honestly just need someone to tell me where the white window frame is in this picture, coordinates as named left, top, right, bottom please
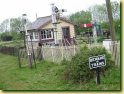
left=41, top=29, right=53, bottom=40
left=34, top=32, right=39, bottom=39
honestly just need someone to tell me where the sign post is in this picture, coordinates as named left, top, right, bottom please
left=96, top=68, right=100, bottom=84
left=89, top=55, right=106, bottom=84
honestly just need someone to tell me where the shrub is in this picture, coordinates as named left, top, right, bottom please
left=63, top=45, right=114, bottom=83
left=97, top=37, right=104, bottom=43
left=0, top=33, right=13, bottom=41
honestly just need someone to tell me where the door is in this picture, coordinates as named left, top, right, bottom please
left=62, top=27, right=70, bottom=45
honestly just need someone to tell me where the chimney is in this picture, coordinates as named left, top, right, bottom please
left=36, top=13, right=38, bottom=20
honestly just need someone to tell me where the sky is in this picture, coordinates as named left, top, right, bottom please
left=0, top=0, right=120, bottom=24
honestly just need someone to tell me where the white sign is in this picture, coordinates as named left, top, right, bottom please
left=89, top=55, right=106, bottom=69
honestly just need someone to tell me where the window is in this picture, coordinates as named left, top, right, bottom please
left=41, top=29, right=53, bottom=39
left=34, top=32, right=39, bottom=39
left=29, top=32, right=33, bottom=39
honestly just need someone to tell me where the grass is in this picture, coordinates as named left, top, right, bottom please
left=0, top=53, right=121, bottom=91
left=0, top=40, right=24, bottom=47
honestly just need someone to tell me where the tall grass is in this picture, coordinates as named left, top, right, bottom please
left=0, top=53, right=121, bottom=90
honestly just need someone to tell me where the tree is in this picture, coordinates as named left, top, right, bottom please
left=0, top=32, right=12, bottom=41
left=89, top=1, right=120, bottom=23
left=89, top=1, right=120, bottom=40
left=101, top=21, right=109, bottom=30
left=89, top=4, right=108, bottom=23
left=106, top=0, right=116, bottom=41
left=9, top=17, right=24, bottom=40
left=0, top=17, right=30, bottom=40
left=10, top=17, right=22, bottom=32
left=69, top=10, right=92, bottom=35
left=0, top=19, right=10, bottom=32
left=10, top=17, right=30, bottom=40
left=111, top=1, right=120, bottom=20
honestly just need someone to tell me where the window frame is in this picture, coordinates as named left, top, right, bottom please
left=41, top=29, right=53, bottom=40
left=34, top=32, right=39, bottom=39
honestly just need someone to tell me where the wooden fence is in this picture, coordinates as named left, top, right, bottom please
left=38, top=45, right=80, bottom=63
left=109, top=41, right=120, bottom=67
left=0, top=42, right=120, bottom=67
left=16, top=45, right=80, bottom=67
left=18, top=46, right=80, bottom=63
left=0, top=45, right=18, bottom=56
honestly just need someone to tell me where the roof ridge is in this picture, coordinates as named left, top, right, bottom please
left=37, top=15, right=51, bottom=19
left=27, top=15, right=74, bottom=30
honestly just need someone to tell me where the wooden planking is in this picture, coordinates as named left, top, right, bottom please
left=109, top=41, right=120, bottom=67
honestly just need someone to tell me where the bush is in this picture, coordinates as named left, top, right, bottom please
left=97, top=37, right=104, bottom=43
left=63, top=45, right=114, bottom=83
left=0, top=32, right=13, bottom=41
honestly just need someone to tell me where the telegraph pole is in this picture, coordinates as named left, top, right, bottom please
left=22, top=14, right=33, bottom=68
left=105, top=0, right=116, bottom=41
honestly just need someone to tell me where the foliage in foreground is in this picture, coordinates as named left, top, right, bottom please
left=0, top=53, right=120, bottom=90
left=63, top=45, right=114, bottom=83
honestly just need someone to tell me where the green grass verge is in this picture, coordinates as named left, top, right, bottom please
left=0, top=40, right=24, bottom=47
left=0, top=54, right=121, bottom=90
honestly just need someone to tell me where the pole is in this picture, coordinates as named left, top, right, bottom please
left=30, top=35, right=36, bottom=68
left=96, top=68, right=100, bottom=84
left=23, top=32, right=26, bottom=48
left=17, top=48, right=21, bottom=68
left=105, top=0, right=116, bottom=41
left=25, top=24, right=33, bottom=68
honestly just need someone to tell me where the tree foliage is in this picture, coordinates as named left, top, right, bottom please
left=69, top=10, right=92, bottom=35
left=9, top=17, right=24, bottom=40
left=89, top=1, right=120, bottom=23
left=10, top=18, right=22, bottom=32
left=68, top=1, right=120, bottom=38
left=0, top=32, right=12, bottom=41
left=0, top=19, right=10, bottom=32
left=0, top=17, right=30, bottom=41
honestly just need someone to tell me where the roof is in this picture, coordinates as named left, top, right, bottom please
left=27, top=15, right=74, bottom=30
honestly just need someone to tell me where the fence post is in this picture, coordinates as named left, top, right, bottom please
left=111, top=41, right=115, bottom=60
left=114, top=42, right=117, bottom=66
left=116, top=42, right=120, bottom=67
left=118, top=43, right=120, bottom=67
left=37, top=47, right=42, bottom=61
left=74, top=44, right=76, bottom=55
left=61, top=46, right=64, bottom=60
left=110, top=41, right=120, bottom=67
left=17, top=48, right=21, bottom=68
left=51, top=47, right=54, bottom=62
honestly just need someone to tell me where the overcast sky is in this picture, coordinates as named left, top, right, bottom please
left=0, top=0, right=120, bottom=23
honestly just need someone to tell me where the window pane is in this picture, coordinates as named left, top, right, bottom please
left=49, top=31, right=51, bottom=37
left=47, top=34, right=49, bottom=38
left=41, top=35, right=43, bottom=39
left=40, top=29, right=53, bottom=39
left=44, top=34, right=46, bottom=38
